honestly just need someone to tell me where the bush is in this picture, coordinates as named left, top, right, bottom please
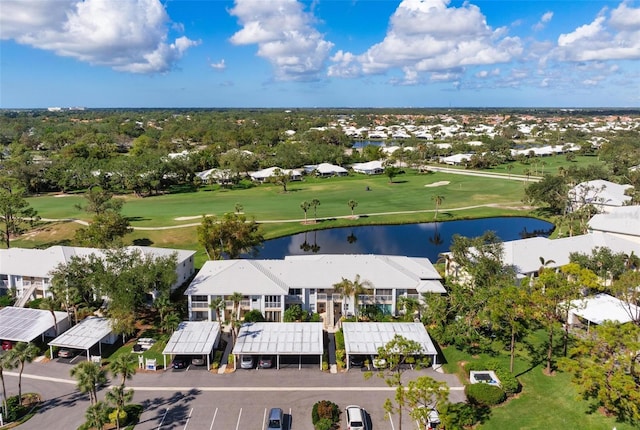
left=311, top=400, right=340, bottom=425
left=464, top=360, right=521, bottom=396
left=4, top=395, right=28, bottom=422
left=334, top=330, right=345, bottom=350
left=243, top=309, right=265, bottom=322
left=465, top=383, right=506, bottom=406
left=109, top=409, right=128, bottom=424
left=315, top=418, right=334, bottom=430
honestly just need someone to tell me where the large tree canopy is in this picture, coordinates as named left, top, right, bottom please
left=0, top=178, right=39, bottom=248
left=197, top=212, right=264, bottom=260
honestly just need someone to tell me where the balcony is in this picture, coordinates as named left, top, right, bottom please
left=264, top=302, right=282, bottom=309
left=190, top=301, right=209, bottom=309
left=359, top=294, right=393, bottom=304
left=225, top=299, right=251, bottom=308
left=285, top=295, right=302, bottom=304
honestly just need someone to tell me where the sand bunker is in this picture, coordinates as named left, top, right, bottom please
left=174, top=215, right=210, bottom=221
left=424, top=181, right=450, bottom=187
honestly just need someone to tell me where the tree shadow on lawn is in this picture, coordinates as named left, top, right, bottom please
left=132, top=238, right=154, bottom=246
left=127, top=216, right=151, bottom=222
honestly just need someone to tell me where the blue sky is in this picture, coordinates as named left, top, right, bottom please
left=1, top=0, right=639, bottom=108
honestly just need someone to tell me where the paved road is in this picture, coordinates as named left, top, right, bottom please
left=6, top=358, right=465, bottom=430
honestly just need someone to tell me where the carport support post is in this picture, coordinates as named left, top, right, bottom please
left=86, top=349, right=90, bottom=361
left=319, top=354, right=322, bottom=371
left=49, top=345, right=53, bottom=359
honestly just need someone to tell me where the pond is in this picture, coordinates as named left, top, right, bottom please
left=249, top=217, right=554, bottom=262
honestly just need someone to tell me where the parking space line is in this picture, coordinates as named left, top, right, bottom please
left=388, top=412, right=395, bottom=430
left=288, top=408, right=292, bottom=430
left=156, top=408, right=169, bottom=430
left=209, top=407, right=218, bottom=430
left=262, top=407, right=267, bottom=430
left=182, top=408, right=193, bottom=430
left=235, top=407, right=243, bottom=430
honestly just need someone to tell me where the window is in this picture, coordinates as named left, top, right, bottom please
left=192, top=295, right=208, bottom=302
left=265, top=295, right=281, bottom=308
left=288, top=288, right=301, bottom=295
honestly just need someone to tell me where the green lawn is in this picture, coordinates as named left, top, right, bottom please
left=28, top=170, right=529, bottom=228
left=442, top=334, right=636, bottom=430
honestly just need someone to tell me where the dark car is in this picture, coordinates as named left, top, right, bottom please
left=172, top=357, right=189, bottom=369
left=349, top=355, right=366, bottom=368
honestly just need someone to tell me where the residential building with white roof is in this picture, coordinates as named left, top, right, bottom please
left=0, top=245, right=196, bottom=306
left=185, top=254, right=445, bottom=327
left=568, top=179, right=633, bottom=213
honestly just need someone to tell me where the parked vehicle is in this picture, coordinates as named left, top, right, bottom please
left=267, top=407, right=284, bottom=429
left=258, top=355, right=273, bottom=369
left=240, top=355, right=254, bottom=369
left=349, top=355, right=365, bottom=367
left=370, top=355, right=387, bottom=369
left=346, top=405, right=366, bottom=430
left=191, top=355, right=206, bottom=366
left=172, top=357, right=189, bottom=369
left=1, top=340, right=13, bottom=351
left=58, top=348, right=75, bottom=358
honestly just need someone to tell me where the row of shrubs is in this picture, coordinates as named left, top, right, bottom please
left=463, top=360, right=521, bottom=406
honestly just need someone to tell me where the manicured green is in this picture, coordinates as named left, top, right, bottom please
left=442, top=332, right=637, bottom=430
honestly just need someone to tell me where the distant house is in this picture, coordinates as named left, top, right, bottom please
left=195, top=168, right=235, bottom=185
left=249, top=167, right=302, bottom=182
left=440, top=153, right=473, bottom=166
left=351, top=160, right=384, bottom=175
left=312, top=163, right=348, bottom=177
left=568, top=179, right=633, bottom=213
left=567, top=293, right=639, bottom=330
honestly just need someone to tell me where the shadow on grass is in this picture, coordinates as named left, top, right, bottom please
left=133, top=238, right=154, bottom=246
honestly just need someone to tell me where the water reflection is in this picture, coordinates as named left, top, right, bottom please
left=251, top=217, right=554, bottom=262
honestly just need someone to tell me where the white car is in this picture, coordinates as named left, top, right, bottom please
left=345, top=405, right=366, bottom=430
left=240, top=355, right=254, bottom=369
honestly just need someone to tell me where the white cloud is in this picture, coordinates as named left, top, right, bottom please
left=0, top=0, right=199, bottom=73
left=554, top=2, right=640, bottom=61
left=210, top=59, right=226, bottom=71
left=328, top=0, right=522, bottom=84
left=533, top=11, right=554, bottom=31
left=229, top=0, right=333, bottom=81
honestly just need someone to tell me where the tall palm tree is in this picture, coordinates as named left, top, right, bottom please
left=0, top=353, right=15, bottom=415
left=209, top=297, right=225, bottom=327
left=71, top=361, right=108, bottom=406
left=154, top=295, right=173, bottom=333
left=348, top=199, right=358, bottom=217
left=161, top=312, right=181, bottom=334
left=311, top=199, right=321, bottom=222
left=85, top=401, right=110, bottom=430
left=431, top=195, right=444, bottom=220
left=105, top=385, right=134, bottom=430
left=109, top=354, right=137, bottom=389
left=39, top=297, right=59, bottom=336
left=7, top=342, right=39, bottom=405
left=332, top=274, right=373, bottom=320
left=230, top=291, right=244, bottom=321
left=300, top=201, right=310, bottom=224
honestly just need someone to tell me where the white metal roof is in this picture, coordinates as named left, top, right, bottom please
left=569, top=293, right=639, bottom=325
left=232, top=322, right=323, bottom=356
left=569, top=180, right=633, bottom=208
left=0, top=306, right=68, bottom=342
left=185, top=254, right=444, bottom=296
left=48, top=316, right=112, bottom=349
left=342, top=322, right=438, bottom=356
left=589, top=205, right=640, bottom=238
left=162, top=321, right=220, bottom=356
left=0, top=245, right=195, bottom=279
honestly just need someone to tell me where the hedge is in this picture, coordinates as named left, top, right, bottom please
left=465, top=383, right=506, bottom=406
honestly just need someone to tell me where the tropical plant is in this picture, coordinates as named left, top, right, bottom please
left=209, top=297, right=225, bottom=326
left=431, top=194, right=444, bottom=220
left=105, top=385, right=134, bottom=430
left=109, top=353, right=137, bottom=389
left=6, top=342, right=39, bottom=405
left=84, top=401, right=110, bottom=430
left=332, top=274, right=373, bottom=319
left=311, top=199, right=321, bottom=222
left=0, top=353, right=16, bottom=416
left=300, top=201, right=310, bottom=224
left=71, top=361, right=108, bottom=405
left=348, top=199, right=358, bottom=217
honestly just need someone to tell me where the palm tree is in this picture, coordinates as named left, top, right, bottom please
left=209, top=296, right=225, bottom=327
left=332, top=274, right=373, bottom=320
left=161, top=312, right=181, bottom=334
left=109, top=354, right=137, bottom=389
left=0, top=353, right=15, bottom=416
left=7, top=342, right=39, bottom=405
left=506, top=164, right=514, bottom=179
left=431, top=195, right=444, bottom=220
left=538, top=256, right=556, bottom=276
left=105, top=385, right=134, bottom=430
left=229, top=291, right=244, bottom=340
left=311, top=199, right=321, bottom=223
left=348, top=199, right=358, bottom=217
left=300, top=201, right=310, bottom=224
left=39, top=297, right=59, bottom=336
left=71, top=361, right=108, bottom=406
left=85, top=401, right=110, bottom=430
left=154, top=295, right=173, bottom=333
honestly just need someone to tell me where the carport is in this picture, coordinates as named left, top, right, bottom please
left=48, top=316, right=115, bottom=361
left=162, top=321, right=221, bottom=370
left=342, top=322, right=439, bottom=370
left=0, top=306, right=69, bottom=344
left=232, top=322, right=324, bottom=370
